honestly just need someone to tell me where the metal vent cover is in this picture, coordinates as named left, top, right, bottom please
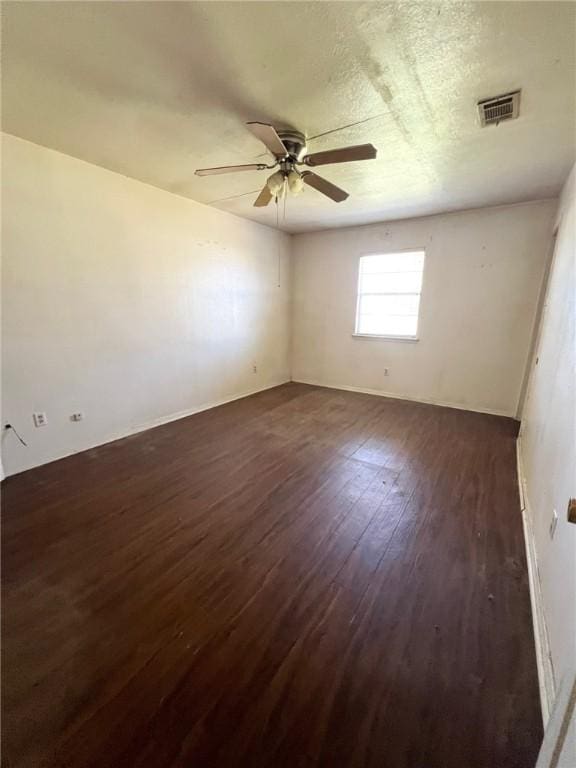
left=478, top=91, right=520, bottom=126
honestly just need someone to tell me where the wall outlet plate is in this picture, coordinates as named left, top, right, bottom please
left=549, top=509, right=558, bottom=540
left=32, top=412, right=47, bottom=428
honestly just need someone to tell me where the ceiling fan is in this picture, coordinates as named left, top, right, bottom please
left=195, top=122, right=377, bottom=207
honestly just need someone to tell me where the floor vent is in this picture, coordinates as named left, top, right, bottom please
left=478, top=91, right=520, bottom=126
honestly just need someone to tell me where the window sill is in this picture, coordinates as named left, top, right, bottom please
left=352, top=333, right=419, bottom=342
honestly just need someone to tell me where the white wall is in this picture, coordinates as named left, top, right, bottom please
left=1, top=134, right=291, bottom=476
left=519, top=165, right=575, bottom=706
left=0, top=134, right=562, bottom=478
left=291, top=201, right=556, bottom=417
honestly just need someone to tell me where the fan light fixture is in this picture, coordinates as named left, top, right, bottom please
left=287, top=170, right=304, bottom=195
left=195, top=122, right=378, bottom=208
left=266, top=170, right=285, bottom=196
left=265, top=169, right=304, bottom=199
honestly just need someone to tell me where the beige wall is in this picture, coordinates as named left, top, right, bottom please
left=1, top=134, right=292, bottom=476
left=520, top=165, right=576, bottom=705
left=291, top=201, right=556, bottom=417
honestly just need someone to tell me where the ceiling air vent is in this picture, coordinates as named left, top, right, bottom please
left=477, top=91, right=520, bottom=127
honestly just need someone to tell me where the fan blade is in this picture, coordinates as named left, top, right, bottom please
left=253, top=185, right=273, bottom=207
left=195, top=164, right=266, bottom=177
left=304, top=143, right=377, bottom=167
left=301, top=172, right=349, bottom=202
left=246, top=122, right=287, bottom=157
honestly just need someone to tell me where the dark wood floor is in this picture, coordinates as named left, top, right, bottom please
left=2, top=383, right=541, bottom=768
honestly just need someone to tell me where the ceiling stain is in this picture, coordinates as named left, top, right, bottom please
left=2, top=1, right=574, bottom=233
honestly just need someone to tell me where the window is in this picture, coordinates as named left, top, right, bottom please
left=354, top=250, right=425, bottom=339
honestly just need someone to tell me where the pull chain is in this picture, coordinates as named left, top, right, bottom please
left=275, top=195, right=281, bottom=288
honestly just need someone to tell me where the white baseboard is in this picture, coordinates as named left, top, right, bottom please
left=3, top=379, right=291, bottom=478
left=292, top=378, right=515, bottom=418
left=127, top=378, right=291, bottom=434
left=516, top=435, right=556, bottom=726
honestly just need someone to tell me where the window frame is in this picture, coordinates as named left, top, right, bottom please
left=352, top=248, right=426, bottom=342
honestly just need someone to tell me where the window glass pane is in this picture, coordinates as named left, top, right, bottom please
left=357, top=313, right=419, bottom=336
left=359, top=271, right=423, bottom=294
left=360, top=251, right=424, bottom=274
left=355, top=250, right=425, bottom=337
left=359, top=294, right=420, bottom=317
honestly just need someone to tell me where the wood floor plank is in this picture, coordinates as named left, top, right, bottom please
left=2, top=383, right=541, bottom=767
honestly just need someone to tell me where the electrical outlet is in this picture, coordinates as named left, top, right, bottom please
left=383, top=367, right=389, bottom=377
left=252, top=364, right=258, bottom=374
left=32, top=412, right=47, bottom=428
left=70, top=413, right=84, bottom=422
left=549, top=509, right=558, bottom=540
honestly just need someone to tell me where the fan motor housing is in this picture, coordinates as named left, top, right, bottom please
left=277, top=130, right=307, bottom=161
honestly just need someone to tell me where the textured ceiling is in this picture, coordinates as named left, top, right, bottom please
left=2, top=1, right=575, bottom=233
